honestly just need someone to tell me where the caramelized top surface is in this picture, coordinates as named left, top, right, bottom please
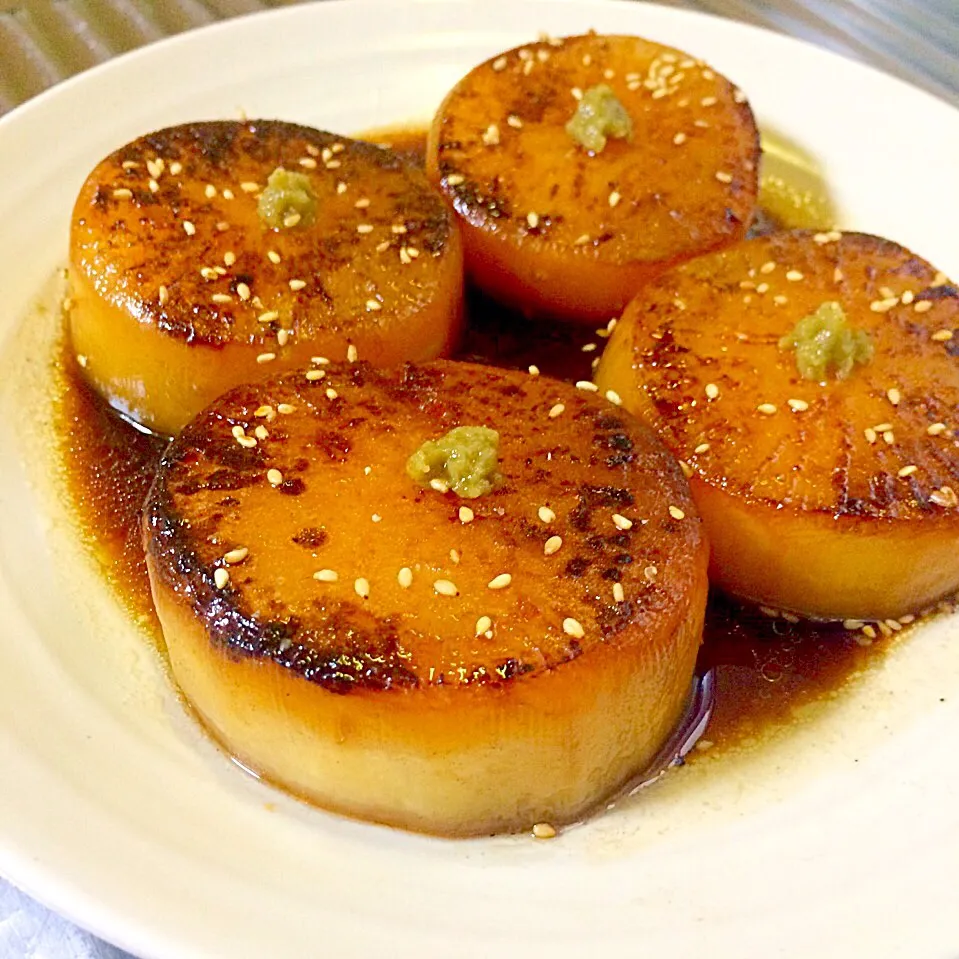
left=609, top=230, right=959, bottom=520
left=429, top=34, right=759, bottom=265
left=144, top=361, right=706, bottom=693
left=70, top=120, right=456, bottom=347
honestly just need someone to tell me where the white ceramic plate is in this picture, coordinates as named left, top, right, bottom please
left=1, top=2, right=959, bottom=957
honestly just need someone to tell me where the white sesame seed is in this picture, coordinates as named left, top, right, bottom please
left=575, top=380, right=598, bottom=392
left=785, top=270, right=804, bottom=282
left=608, top=190, right=621, bottom=208
left=492, top=55, right=508, bottom=71
left=701, top=96, right=717, bottom=107
left=211, top=293, right=233, bottom=304
left=277, top=403, right=295, bottom=414
left=870, top=297, right=898, bottom=313
left=397, top=567, right=413, bottom=588
left=256, top=352, right=276, bottom=364
left=299, top=157, right=317, bottom=169
left=267, top=468, right=283, bottom=486
left=605, top=390, right=622, bottom=406
left=668, top=505, right=686, bottom=520
left=757, top=403, right=777, bottom=415
left=931, top=486, right=958, bottom=508
left=673, top=132, right=687, bottom=145
left=471, top=615, right=492, bottom=638
left=312, top=356, right=330, bottom=365
left=305, top=369, right=325, bottom=381
left=112, top=188, right=133, bottom=199
left=714, top=171, right=733, bottom=184
left=927, top=422, right=947, bottom=436
left=236, top=282, right=251, bottom=301
left=612, top=582, right=625, bottom=603
left=240, top=181, right=259, bottom=193
left=276, top=329, right=290, bottom=347
left=434, top=579, right=458, bottom=597
left=336, top=181, right=347, bottom=195
left=705, top=383, right=719, bottom=400
left=221, top=188, right=235, bottom=200
left=356, top=223, right=374, bottom=235
left=507, top=115, right=523, bottom=128
left=325, top=388, right=338, bottom=400
left=573, top=234, right=591, bottom=246
left=887, top=388, right=901, bottom=405
left=760, top=261, right=776, bottom=274
left=459, top=506, right=474, bottom=523
left=267, top=250, right=281, bottom=264
left=76, top=354, right=87, bottom=367
left=488, top=573, right=512, bottom=590
left=289, top=279, right=306, bottom=291
left=354, top=577, right=370, bottom=599
left=429, top=478, right=449, bottom=494
left=482, top=123, right=501, bottom=147
left=158, top=285, right=169, bottom=305
left=694, top=442, right=710, bottom=454
left=371, top=514, right=382, bottom=523
left=538, top=506, right=556, bottom=524
left=214, top=567, right=230, bottom=589
left=612, top=513, right=633, bottom=530
left=644, top=565, right=659, bottom=581
left=787, top=398, right=809, bottom=412
left=898, top=465, right=918, bottom=478
left=544, top=535, right=563, bottom=556
left=182, top=221, right=196, bottom=236
left=532, top=822, right=557, bottom=839
left=915, top=300, right=934, bottom=314
left=548, top=403, right=565, bottom=419
left=354, top=197, right=370, bottom=209
left=223, top=547, right=248, bottom=564
left=445, top=173, right=465, bottom=186
left=528, top=365, right=540, bottom=377
left=148, top=179, right=159, bottom=193
left=562, top=617, right=585, bottom=639
left=883, top=430, right=895, bottom=444
left=314, top=569, right=338, bottom=583
left=254, top=425, right=269, bottom=441
left=526, top=212, right=539, bottom=229
left=347, top=344, right=358, bottom=363
left=931, top=327, right=952, bottom=340
left=366, top=299, right=382, bottom=311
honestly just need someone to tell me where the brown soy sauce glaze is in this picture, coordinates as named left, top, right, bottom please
left=53, top=127, right=889, bottom=755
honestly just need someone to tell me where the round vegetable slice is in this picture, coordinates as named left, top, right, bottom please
left=69, top=120, right=463, bottom=434
left=427, top=33, right=759, bottom=322
left=143, top=360, right=708, bottom=836
left=597, top=229, right=959, bottom=620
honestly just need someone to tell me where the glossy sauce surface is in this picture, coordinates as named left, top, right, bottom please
left=54, top=127, right=894, bottom=754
